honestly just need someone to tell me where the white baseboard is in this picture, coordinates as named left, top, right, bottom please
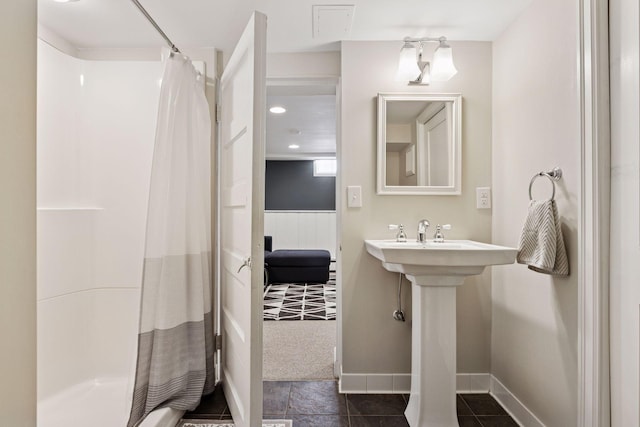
left=338, top=370, right=410, bottom=393
left=456, top=373, right=491, bottom=393
left=490, top=376, right=546, bottom=427
left=338, top=369, right=490, bottom=394
left=338, top=370, right=545, bottom=427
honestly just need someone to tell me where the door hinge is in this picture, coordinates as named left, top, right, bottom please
left=215, top=334, right=222, bottom=351
left=215, top=104, right=221, bottom=123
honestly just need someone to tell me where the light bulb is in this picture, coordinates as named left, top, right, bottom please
left=430, top=43, right=457, bottom=81
left=269, top=106, right=286, bottom=114
left=396, top=42, right=421, bottom=82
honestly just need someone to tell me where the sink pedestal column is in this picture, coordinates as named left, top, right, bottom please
left=404, top=275, right=465, bottom=427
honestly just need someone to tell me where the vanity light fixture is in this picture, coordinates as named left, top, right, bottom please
left=288, top=144, right=300, bottom=149
left=396, top=37, right=457, bottom=85
left=269, top=106, right=286, bottom=114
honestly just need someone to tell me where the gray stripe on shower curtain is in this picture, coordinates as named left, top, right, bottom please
left=128, top=253, right=215, bottom=426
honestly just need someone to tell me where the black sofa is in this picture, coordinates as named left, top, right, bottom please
left=264, top=236, right=331, bottom=285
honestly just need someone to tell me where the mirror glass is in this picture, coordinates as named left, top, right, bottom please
left=377, top=93, right=461, bottom=195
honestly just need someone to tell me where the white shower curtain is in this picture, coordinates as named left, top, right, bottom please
left=128, top=52, right=213, bottom=427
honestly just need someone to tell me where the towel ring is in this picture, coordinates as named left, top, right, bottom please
left=528, top=167, right=563, bottom=201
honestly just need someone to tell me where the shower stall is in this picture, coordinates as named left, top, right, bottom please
left=36, top=38, right=187, bottom=426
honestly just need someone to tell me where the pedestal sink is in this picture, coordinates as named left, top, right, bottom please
left=364, top=239, right=517, bottom=427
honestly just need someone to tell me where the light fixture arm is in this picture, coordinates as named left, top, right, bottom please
left=412, top=43, right=430, bottom=85
left=403, top=36, right=447, bottom=44
left=398, top=36, right=456, bottom=85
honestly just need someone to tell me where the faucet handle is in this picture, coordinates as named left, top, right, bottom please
left=389, top=224, right=407, bottom=242
left=433, top=224, right=451, bottom=243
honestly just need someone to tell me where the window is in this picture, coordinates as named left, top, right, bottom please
left=313, top=159, right=337, bottom=177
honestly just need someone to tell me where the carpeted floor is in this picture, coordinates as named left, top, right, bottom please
left=263, top=320, right=336, bottom=380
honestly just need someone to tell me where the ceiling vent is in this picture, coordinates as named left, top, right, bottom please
left=312, top=5, right=355, bottom=39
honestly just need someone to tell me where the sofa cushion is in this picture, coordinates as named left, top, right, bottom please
left=265, top=249, right=330, bottom=267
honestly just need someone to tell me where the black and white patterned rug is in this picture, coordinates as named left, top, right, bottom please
left=263, top=278, right=336, bottom=321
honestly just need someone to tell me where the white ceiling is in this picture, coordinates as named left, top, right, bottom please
left=266, top=90, right=336, bottom=159
left=38, top=0, right=533, bottom=55
left=38, top=0, right=533, bottom=159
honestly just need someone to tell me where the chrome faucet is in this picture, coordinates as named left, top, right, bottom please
left=389, top=224, right=407, bottom=242
left=416, top=219, right=430, bottom=243
left=433, top=224, right=452, bottom=243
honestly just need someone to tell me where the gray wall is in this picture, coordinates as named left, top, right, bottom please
left=266, top=160, right=335, bottom=210
left=340, top=40, right=493, bottom=376
left=492, top=0, right=579, bottom=425
left=0, top=0, right=37, bottom=424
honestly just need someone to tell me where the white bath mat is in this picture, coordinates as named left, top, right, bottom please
left=178, top=420, right=291, bottom=427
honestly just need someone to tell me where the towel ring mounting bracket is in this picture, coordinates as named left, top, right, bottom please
left=528, top=167, right=563, bottom=201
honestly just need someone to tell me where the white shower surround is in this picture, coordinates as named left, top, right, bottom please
left=36, top=40, right=183, bottom=426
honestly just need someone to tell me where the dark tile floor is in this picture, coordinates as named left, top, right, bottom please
left=185, top=381, right=519, bottom=427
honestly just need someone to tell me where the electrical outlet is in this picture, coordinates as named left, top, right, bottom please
left=476, top=187, right=491, bottom=209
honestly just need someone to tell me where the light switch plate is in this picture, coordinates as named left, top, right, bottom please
left=347, top=185, right=362, bottom=208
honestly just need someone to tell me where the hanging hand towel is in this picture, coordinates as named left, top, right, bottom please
left=517, top=199, right=569, bottom=276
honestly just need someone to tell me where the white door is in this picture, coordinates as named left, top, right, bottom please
left=610, top=0, right=640, bottom=425
left=218, top=12, right=267, bottom=427
left=423, top=108, right=449, bottom=186
left=415, top=101, right=450, bottom=187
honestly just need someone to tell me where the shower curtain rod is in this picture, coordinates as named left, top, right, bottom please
left=130, top=0, right=181, bottom=53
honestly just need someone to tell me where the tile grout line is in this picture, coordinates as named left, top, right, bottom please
left=463, top=394, right=482, bottom=426
left=284, top=382, right=293, bottom=419
left=462, top=394, right=483, bottom=425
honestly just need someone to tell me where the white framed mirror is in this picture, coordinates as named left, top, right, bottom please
left=377, top=92, right=462, bottom=195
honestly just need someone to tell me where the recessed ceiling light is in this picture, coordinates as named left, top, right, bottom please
left=288, top=144, right=300, bottom=149
left=269, top=106, right=286, bottom=114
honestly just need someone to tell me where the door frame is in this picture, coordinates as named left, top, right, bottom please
left=263, top=76, right=343, bottom=378
left=578, top=0, right=610, bottom=425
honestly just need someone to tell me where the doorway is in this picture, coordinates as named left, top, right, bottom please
left=262, top=78, right=340, bottom=381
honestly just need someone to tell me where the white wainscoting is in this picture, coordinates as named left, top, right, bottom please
left=264, top=211, right=337, bottom=258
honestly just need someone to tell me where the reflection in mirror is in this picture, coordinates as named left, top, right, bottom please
left=377, top=93, right=461, bottom=195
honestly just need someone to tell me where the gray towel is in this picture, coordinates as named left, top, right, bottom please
left=517, top=199, right=569, bottom=276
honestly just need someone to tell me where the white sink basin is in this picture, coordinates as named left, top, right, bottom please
left=364, top=239, right=517, bottom=280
